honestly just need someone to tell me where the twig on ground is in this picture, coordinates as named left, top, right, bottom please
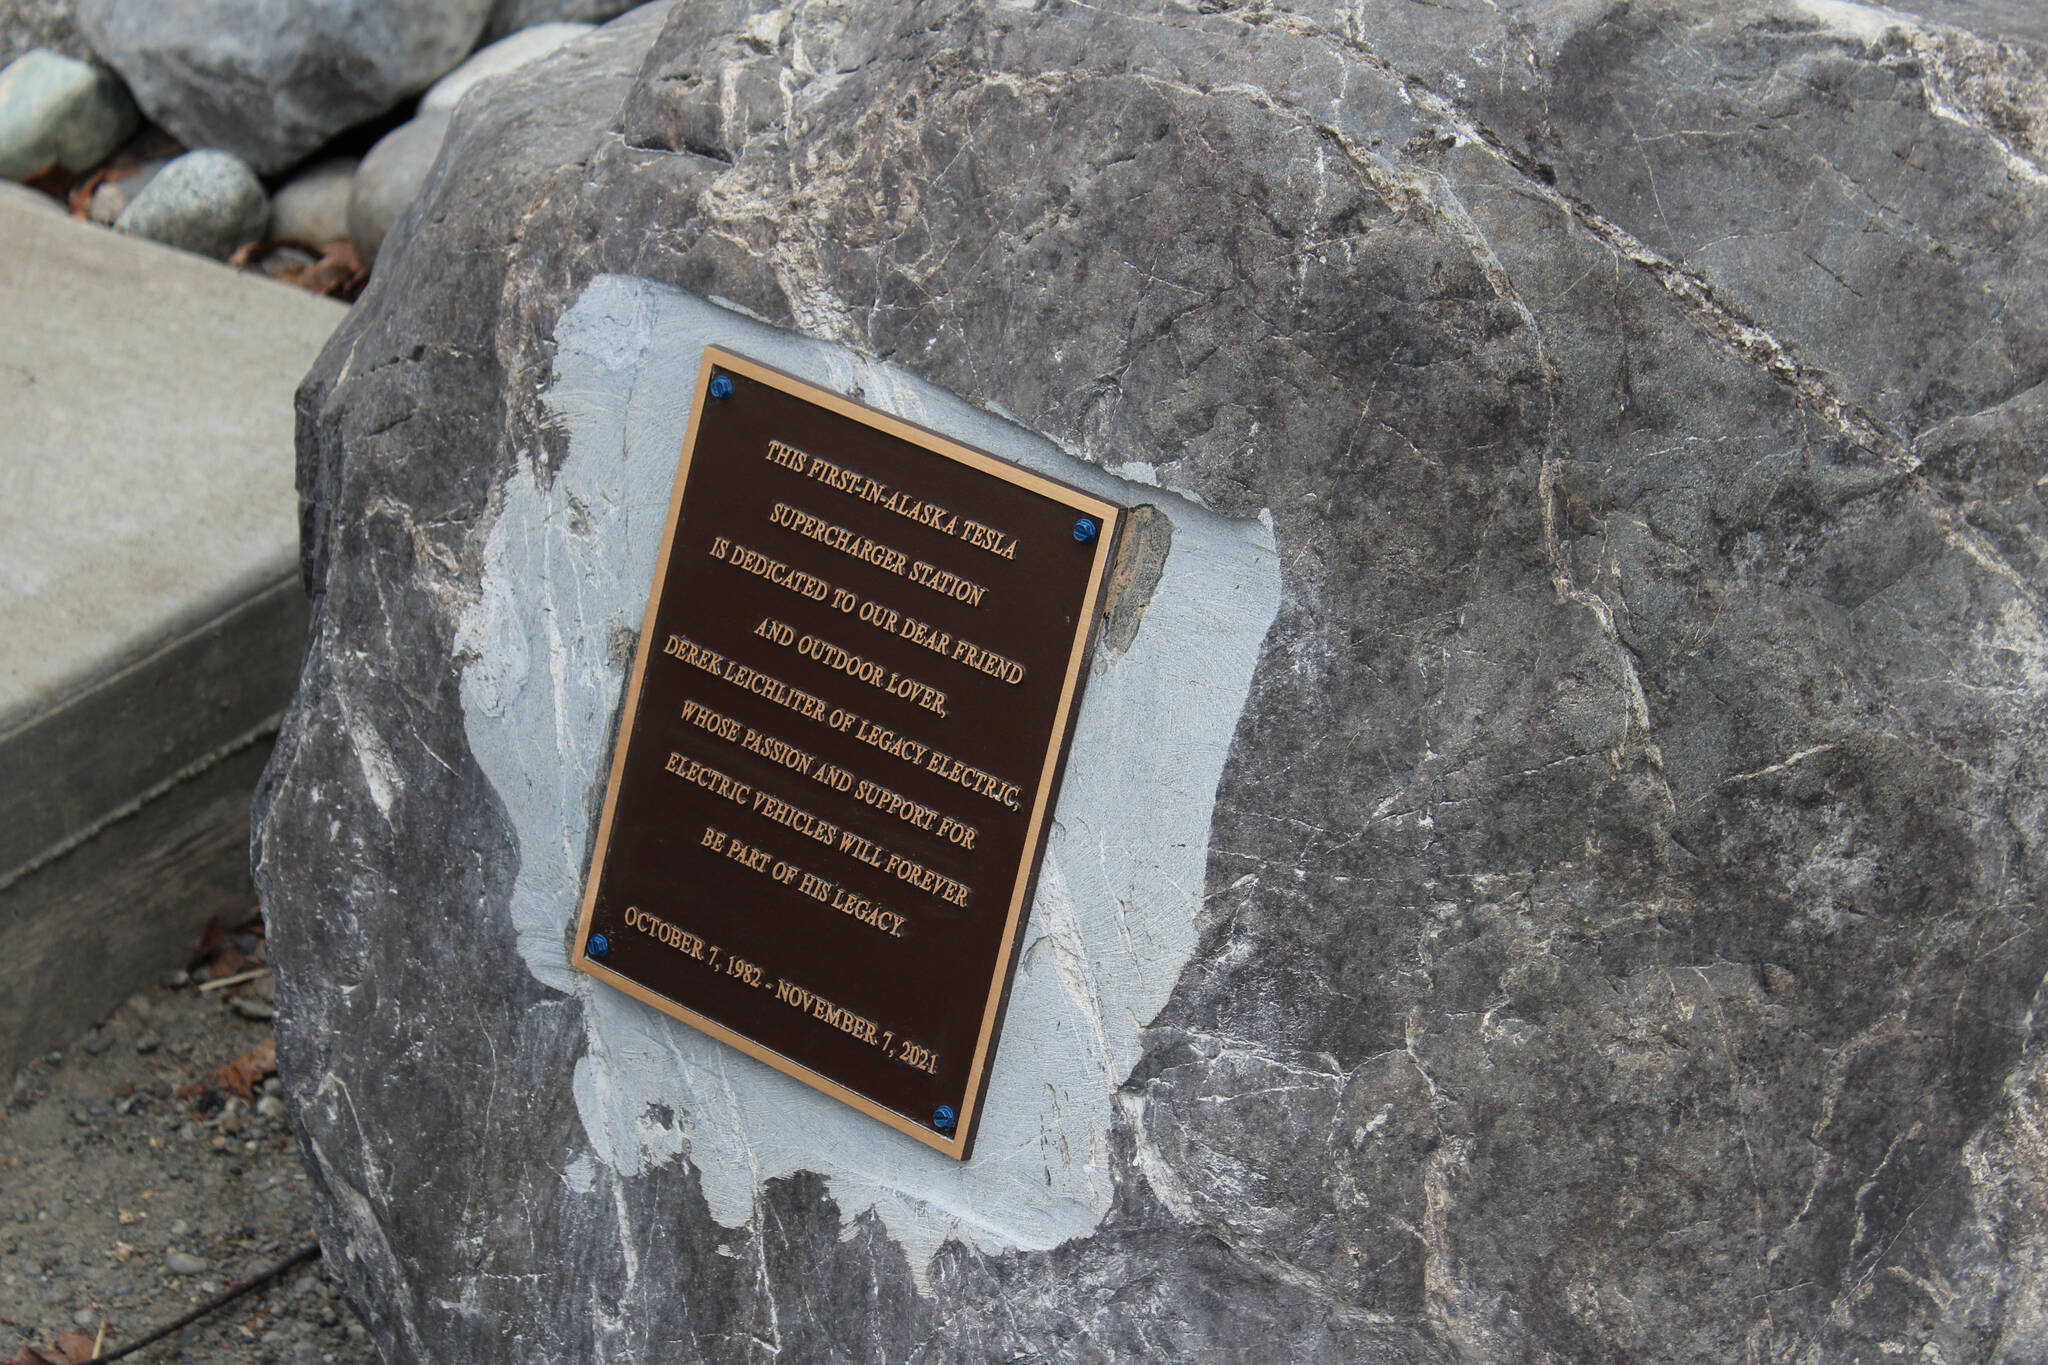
left=79, top=1242, right=320, bottom=1364
left=194, top=968, right=271, bottom=995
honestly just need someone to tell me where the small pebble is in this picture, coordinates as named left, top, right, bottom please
left=87, top=159, right=165, bottom=224
left=270, top=156, right=356, bottom=243
left=231, top=996, right=275, bottom=1021
left=166, top=1248, right=207, bottom=1275
left=115, top=148, right=270, bottom=260
left=81, top=1028, right=113, bottom=1056
left=419, top=23, right=592, bottom=117
left=257, top=1095, right=288, bottom=1120
left=348, top=112, right=448, bottom=266
left=72, top=1307, right=97, bottom=1327
left=134, top=1031, right=161, bottom=1054
left=0, top=49, right=138, bottom=182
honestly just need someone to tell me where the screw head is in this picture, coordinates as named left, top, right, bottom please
left=709, top=374, right=734, bottom=401
left=587, top=934, right=610, bottom=959
left=1072, top=517, right=1098, bottom=544
left=932, top=1105, right=957, bottom=1133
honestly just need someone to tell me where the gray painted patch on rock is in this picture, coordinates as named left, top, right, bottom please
left=454, top=274, right=1280, bottom=1272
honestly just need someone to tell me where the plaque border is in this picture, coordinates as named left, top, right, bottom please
left=569, top=346, right=1123, bottom=1160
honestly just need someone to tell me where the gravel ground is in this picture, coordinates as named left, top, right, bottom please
left=0, top=928, right=374, bottom=1365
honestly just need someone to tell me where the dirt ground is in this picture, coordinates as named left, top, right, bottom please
left=0, top=925, right=376, bottom=1365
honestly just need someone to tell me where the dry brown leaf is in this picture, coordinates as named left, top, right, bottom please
left=7, top=1332, right=94, bottom=1365
left=214, top=1035, right=278, bottom=1100
left=204, top=948, right=249, bottom=981
left=186, top=918, right=227, bottom=971
left=21, top=165, right=73, bottom=208
left=298, top=239, right=368, bottom=301
left=229, top=236, right=367, bottom=301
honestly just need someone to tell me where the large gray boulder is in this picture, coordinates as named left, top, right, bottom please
left=0, top=0, right=92, bottom=69
left=76, top=0, right=492, bottom=174
left=256, top=1, right=2048, bottom=1360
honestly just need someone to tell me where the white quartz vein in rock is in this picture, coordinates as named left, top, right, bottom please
left=455, top=274, right=1280, bottom=1278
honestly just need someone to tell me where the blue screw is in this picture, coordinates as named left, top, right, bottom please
left=709, top=374, right=734, bottom=401
left=587, top=934, right=610, bottom=959
left=932, top=1105, right=956, bottom=1133
left=1072, top=518, right=1097, bottom=544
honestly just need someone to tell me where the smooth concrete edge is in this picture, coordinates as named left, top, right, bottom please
left=0, top=576, right=308, bottom=883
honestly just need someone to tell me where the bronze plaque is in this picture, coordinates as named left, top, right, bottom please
left=572, top=348, right=1122, bottom=1159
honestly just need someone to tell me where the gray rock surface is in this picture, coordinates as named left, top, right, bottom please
left=481, top=0, right=634, bottom=44
left=0, top=0, right=88, bottom=68
left=270, top=156, right=356, bottom=244
left=114, top=148, right=266, bottom=258
left=76, top=0, right=491, bottom=175
left=257, top=1, right=2048, bottom=1361
left=1910, top=0, right=2048, bottom=45
left=346, top=112, right=446, bottom=265
left=419, top=20, right=590, bottom=116
left=0, top=47, right=134, bottom=180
